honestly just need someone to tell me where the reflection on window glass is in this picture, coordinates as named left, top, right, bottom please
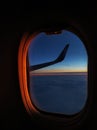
left=28, top=30, right=88, bottom=115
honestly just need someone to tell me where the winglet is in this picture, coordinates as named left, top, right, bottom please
left=55, top=44, right=69, bottom=63
left=29, top=44, right=69, bottom=71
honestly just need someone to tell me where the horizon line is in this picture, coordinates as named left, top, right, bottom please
left=30, top=71, right=87, bottom=76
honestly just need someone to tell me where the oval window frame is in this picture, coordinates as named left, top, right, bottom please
left=18, top=25, right=90, bottom=127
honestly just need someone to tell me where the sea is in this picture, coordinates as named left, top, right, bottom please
left=29, top=73, right=87, bottom=115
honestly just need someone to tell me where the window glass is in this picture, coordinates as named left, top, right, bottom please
left=28, top=30, right=88, bottom=115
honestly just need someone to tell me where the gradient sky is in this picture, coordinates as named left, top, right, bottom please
left=28, top=30, right=88, bottom=73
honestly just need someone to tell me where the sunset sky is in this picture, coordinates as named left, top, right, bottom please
left=28, top=30, right=88, bottom=74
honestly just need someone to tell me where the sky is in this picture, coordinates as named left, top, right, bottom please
left=28, top=30, right=88, bottom=73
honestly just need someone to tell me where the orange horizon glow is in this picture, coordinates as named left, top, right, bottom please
left=30, top=71, right=87, bottom=76
left=30, top=67, right=87, bottom=75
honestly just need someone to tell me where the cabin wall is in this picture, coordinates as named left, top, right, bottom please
left=0, top=8, right=97, bottom=129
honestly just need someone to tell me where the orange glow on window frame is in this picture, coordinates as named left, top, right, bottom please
left=18, top=30, right=89, bottom=127
left=18, top=32, right=40, bottom=114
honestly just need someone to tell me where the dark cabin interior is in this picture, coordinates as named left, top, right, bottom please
left=0, top=3, right=97, bottom=130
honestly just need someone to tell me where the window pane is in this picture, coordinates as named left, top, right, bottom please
left=28, top=30, right=88, bottom=115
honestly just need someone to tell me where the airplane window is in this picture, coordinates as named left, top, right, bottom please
left=27, top=30, right=88, bottom=115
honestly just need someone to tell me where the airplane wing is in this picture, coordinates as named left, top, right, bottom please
left=29, top=44, right=69, bottom=71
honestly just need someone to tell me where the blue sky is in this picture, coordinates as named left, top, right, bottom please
left=28, top=30, right=88, bottom=73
